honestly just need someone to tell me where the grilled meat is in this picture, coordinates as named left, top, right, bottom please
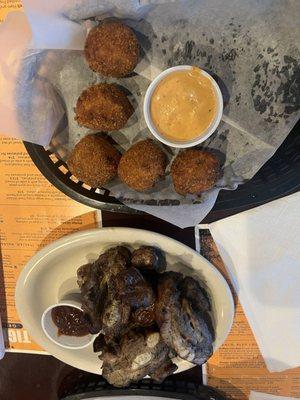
left=155, top=272, right=214, bottom=365
left=77, top=262, right=103, bottom=334
left=102, top=267, right=156, bottom=340
left=77, top=246, right=215, bottom=386
left=131, top=304, right=155, bottom=327
left=100, top=330, right=177, bottom=387
left=131, top=246, right=166, bottom=273
left=115, top=267, right=156, bottom=310
left=77, top=246, right=130, bottom=334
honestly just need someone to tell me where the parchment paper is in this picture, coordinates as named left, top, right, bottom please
left=1, top=0, right=299, bottom=227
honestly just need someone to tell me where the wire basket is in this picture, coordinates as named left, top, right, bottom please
left=24, top=121, right=300, bottom=216
left=58, top=374, right=227, bottom=400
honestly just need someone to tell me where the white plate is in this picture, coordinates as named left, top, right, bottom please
left=16, top=228, right=234, bottom=375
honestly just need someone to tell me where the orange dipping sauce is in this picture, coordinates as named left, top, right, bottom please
left=150, top=68, right=217, bottom=142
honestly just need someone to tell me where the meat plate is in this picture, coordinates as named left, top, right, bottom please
left=16, top=228, right=234, bottom=375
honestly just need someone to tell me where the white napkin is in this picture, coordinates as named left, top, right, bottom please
left=22, top=0, right=153, bottom=50
left=22, top=1, right=86, bottom=50
left=209, top=192, right=300, bottom=373
left=249, top=391, right=298, bottom=400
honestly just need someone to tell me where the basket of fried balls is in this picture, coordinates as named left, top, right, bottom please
left=67, top=19, right=222, bottom=197
left=77, top=245, right=214, bottom=387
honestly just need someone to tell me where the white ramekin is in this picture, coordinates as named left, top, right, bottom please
left=41, top=296, right=95, bottom=350
left=143, top=65, right=223, bottom=148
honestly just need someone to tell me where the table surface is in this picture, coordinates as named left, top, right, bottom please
left=0, top=210, right=203, bottom=400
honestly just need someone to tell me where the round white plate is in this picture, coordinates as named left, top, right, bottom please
left=16, top=228, right=234, bottom=375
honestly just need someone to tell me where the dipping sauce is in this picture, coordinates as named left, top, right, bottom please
left=150, top=67, right=217, bottom=141
left=51, top=306, right=90, bottom=337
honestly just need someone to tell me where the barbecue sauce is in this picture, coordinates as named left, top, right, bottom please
left=51, top=306, right=89, bottom=337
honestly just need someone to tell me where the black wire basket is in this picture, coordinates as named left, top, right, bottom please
left=58, top=375, right=227, bottom=400
left=24, top=120, right=300, bottom=217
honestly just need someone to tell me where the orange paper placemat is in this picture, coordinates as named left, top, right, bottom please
left=0, top=135, right=99, bottom=353
left=0, top=0, right=22, bottom=23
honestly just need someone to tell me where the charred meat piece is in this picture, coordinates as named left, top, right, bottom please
left=131, top=246, right=166, bottom=273
left=101, top=266, right=156, bottom=340
left=155, top=272, right=182, bottom=347
left=179, top=276, right=215, bottom=342
left=179, top=276, right=211, bottom=313
left=93, top=333, right=106, bottom=353
left=155, top=271, right=182, bottom=327
left=172, top=297, right=213, bottom=365
left=140, top=271, right=160, bottom=294
left=77, top=247, right=130, bottom=334
left=131, top=304, right=155, bottom=327
left=77, top=262, right=103, bottom=334
left=95, top=246, right=131, bottom=282
left=155, top=272, right=214, bottom=365
left=115, top=267, right=156, bottom=310
left=101, top=296, right=131, bottom=341
left=95, top=246, right=131, bottom=338
left=150, top=357, right=178, bottom=383
left=100, top=330, right=177, bottom=387
left=77, top=263, right=93, bottom=289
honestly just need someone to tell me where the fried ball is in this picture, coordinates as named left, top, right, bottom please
left=67, top=134, right=121, bottom=188
left=85, top=20, right=139, bottom=77
left=171, top=149, right=221, bottom=195
left=75, top=83, right=134, bottom=131
left=118, top=139, right=167, bottom=192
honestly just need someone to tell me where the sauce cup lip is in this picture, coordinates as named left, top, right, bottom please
left=41, top=301, right=96, bottom=350
left=143, top=65, right=223, bottom=149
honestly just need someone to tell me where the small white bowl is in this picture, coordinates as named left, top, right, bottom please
left=41, top=298, right=95, bottom=350
left=143, top=65, right=223, bottom=148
